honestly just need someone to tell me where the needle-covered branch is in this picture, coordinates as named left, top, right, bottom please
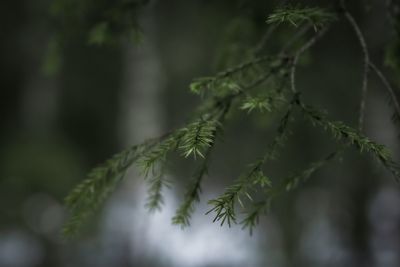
left=62, top=2, right=400, bottom=239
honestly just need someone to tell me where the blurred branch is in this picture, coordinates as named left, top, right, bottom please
left=340, top=0, right=370, bottom=132
left=369, top=62, right=400, bottom=126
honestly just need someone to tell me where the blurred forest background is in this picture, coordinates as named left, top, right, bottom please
left=1, top=0, right=400, bottom=266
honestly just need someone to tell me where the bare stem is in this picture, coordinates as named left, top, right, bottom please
left=341, top=0, right=370, bottom=132
left=253, top=25, right=278, bottom=55
left=369, top=62, right=400, bottom=119
left=214, top=56, right=273, bottom=80
left=280, top=23, right=313, bottom=56
left=290, top=27, right=329, bottom=93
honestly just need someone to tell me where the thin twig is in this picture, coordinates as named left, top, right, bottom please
left=255, top=22, right=313, bottom=58
left=252, top=0, right=290, bottom=55
left=340, top=0, right=370, bottom=132
left=279, top=23, right=313, bottom=55
left=290, top=27, right=329, bottom=93
left=369, top=62, right=400, bottom=119
left=253, top=25, right=278, bottom=55
left=289, top=62, right=297, bottom=93
left=214, top=56, right=273, bottom=80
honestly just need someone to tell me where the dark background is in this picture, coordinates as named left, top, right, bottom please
left=1, top=0, right=400, bottom=266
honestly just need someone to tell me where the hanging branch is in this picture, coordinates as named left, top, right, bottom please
left=266, top=5, right=336, bottom=30
left=240, top=149, right=339, bottom=235
left=240, top=200, right=270, bottom=235
left=62, top=137, right=163, bottom=237
left=207, top=99, right=295, bottom=227
left=172, top=159, right=209, bottom=227
left=61, top=3, right=400, bottom=239
left=297, top=99, right=400, bottom=182
left=172, top=103, right=232, bottom=228
left=145, top=167, right=171, bottom=212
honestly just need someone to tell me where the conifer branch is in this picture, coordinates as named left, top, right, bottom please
left=173, top=100, right=232, bottom=227
left=214, top=61, right=290, bottom=107
left=145, top=169, right=171, bottom=212
left=190, top=56, right=278, bottom=96
left=179, top=118, right=220, bottom=159
left=261, top=101, right=295, bottom=162
left=241, top=150, right=339, bottom=234
left=207, top=103, right=294, bottom=227
left=206, top=171, right=254, bottom=227
left=139, top=132, right=189, bottom=212
left=267, top=5, right=336, bottom=30
left=62, top=139, right=160, bottom=237
left=240, top=200, right=270, bottom=235
left=172, top=156, right=209, bottom=227
left=61, top=2, right=400, bottom=240
left=240, top=90, right=286, bottom=113
left=63, top=102, right=230, bottom=236
left=253, top=0, right=290, bottom=55
left=138, top=131, right=184, bottom=177
left=298, top=100, right=400, bottom=182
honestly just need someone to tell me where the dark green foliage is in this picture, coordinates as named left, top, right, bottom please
left=240, top=200, right=269, bottom=235
left=145, top=172, right=171, bottom=212
left=189, top=55, right=284, bottom=98
left=137, top=132, right=183, bottom=211
left=298, top=101, right=400, bottom=182
left=62, top=3, right=400, bottom=238
left=207, top=105, right=293, bottom=228
left=172, top=106, right=229, bottom=227
left=240, top=91, right=285, bottom=113
left=240, top=150, right=338, bottom=234
left=207, top=160, right=273, bottom=227
left=138, top=132, right=183, bottom=177
left=172, top=163, right=207, bottom=227
left=63, top=142, right=152, bottom=237
left=267, top=5, right=336, bottom=30
left=179, top=118, right=220, bottom=159
left=206, top=175, right=252, bottom=227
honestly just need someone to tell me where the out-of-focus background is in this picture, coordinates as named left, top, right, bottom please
left=1, top=0, right=400, bottom=266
